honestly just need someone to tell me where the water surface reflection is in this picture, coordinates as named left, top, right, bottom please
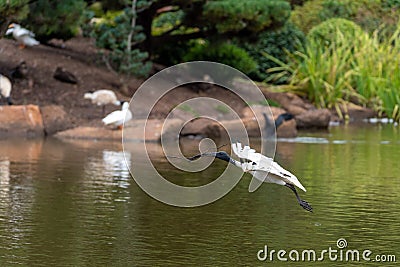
left=0, top=124, right=398, bottom=266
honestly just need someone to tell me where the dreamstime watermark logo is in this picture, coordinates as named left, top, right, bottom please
left=257, top=238, right=396, bottom=263
left=122, top=61, right=277, bottom=207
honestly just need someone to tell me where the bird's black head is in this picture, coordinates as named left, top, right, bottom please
left=275, top=113, right=294, bottom=128
left=214, top=151, right=231, bottom=163
left=280, top=113, right=294, bottom=121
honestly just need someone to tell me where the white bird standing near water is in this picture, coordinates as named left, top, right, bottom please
left=84, top=89, right=121, bottom=115
left=0, top=74, right=13, bottom=105
left=6, top=23, right=39, bottom=48
left=102, top=102, right=132, bottom=129
left=188, top=142, right=312, bottom=212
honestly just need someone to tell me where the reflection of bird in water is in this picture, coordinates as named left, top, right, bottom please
left=102, top=150, right=131, bottom=179
left=189, top=142, right=312, bottom=212
left=6, top=23, right=39, bottom=48
left=0, top=160, right=10, bottom=197
left=263, top=112, right=294, bottom=139
left=84, top=150, right=131, bottom=190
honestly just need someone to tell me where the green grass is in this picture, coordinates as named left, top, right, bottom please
left=177, top=104, right=200, bottom=118
left=245, top=99, right=280, bottom=107
left=215, top=105, right=230, bottom=114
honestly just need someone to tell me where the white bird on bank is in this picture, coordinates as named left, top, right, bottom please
left=84, top=89, right=121, bottom=115
left=188, top=142, right=312, bottom=212
left=6, top=23, right=39, bottom=48
left=0, top=74, right=13, bottom=105
left=102, top=102, right=132, bottom=129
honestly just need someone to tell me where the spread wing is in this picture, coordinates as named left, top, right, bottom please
left=231, top=142, right=306, bottom=192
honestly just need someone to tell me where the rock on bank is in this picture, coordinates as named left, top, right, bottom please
left=0, top=105, right=44, bottom=138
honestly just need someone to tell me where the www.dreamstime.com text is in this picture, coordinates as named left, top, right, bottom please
left=257, top=238, right=396, bottom=263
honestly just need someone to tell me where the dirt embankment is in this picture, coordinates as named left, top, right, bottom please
left=0, top=37, right=375, bottom=141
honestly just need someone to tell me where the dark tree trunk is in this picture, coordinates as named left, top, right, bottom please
left=137, top=7, right=154, bottom=54
left=0, top=18, right=11, bottom=37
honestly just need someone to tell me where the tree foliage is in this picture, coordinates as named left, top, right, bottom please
left=234, top=22, right=305, bottom=81
left=91, top=1, right=152, bottom=78
left=145, top=0, right=292, bottom=52
left=203, top=0, right=290, bottom=33
left=89, top=0, right=292, bottom=77
left=1, top=0, right=86, bottom=41
left=307, top=18, right=364, bottom=46
left=183, top=41, right=258, bottom=74
left=291, top=0, right=400, bottom=35
left=22, top=0, right=87, bottom=41
left=0, top=0, right=30, bottom=37
left=2, top=0, right=296, bottom=80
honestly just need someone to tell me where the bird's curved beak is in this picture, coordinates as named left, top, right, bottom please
left=8, top=24, right=15, bottom=29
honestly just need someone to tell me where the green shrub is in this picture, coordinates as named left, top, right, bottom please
left=183, top=42, right=257, bottom=75
left=151, top=9, right=194, bottom=65
left=154, top=40, right=194, bottom=66
left=91, top=7, right=151, bottom=77
left=267, top=23, right=400, bottom=122
left=235, top=22, right=305, bottom=82
left=382, top=0, right=400, bottom=8
left=266, top=36, right=357, bottom=115
left=0, top=0, right=30, bottom=37
left=291, top=0, right=400, bottom=35
left=291, top=0, right=364, bottom=33
left=307, top=18, right=364, bottom=46
left=152, top=9, right=184, bottom=35
left=203, top=0, right=291, bottom=33
left=351, top=26, right=400, bottom=121
left=290, top=0, right=325, bottom=33
left=319, top=0, right=357, bottom=20
left=22, top=0, right=86, bottom=41
left=87, top=2, right=104, bottom=17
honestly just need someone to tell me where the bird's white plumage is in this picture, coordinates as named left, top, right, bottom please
left=6, top=24, right=39, bottom=46
left=102, top=102, right=132, bottom=127
left=84, top=89, right=120, bottom=106
left=0, top=74, right=12, bottom=98
left=231, top=142, right=306, bottom=191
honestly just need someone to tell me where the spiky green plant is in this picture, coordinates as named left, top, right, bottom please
left=265, top=22, right=400, bottom=122
left=265, top=31, right=358, bottom=116
left=351, top=25, right=400, bottom=121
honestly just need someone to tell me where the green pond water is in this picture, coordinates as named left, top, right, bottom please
left=0, top=124, right=399, bottom=266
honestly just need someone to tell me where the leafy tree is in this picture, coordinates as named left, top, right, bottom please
left=22, top=0, right=87, bottom=41
left=89, top=0, right=292, bottom=78
left=234, top=22, right=305, bottom=81
left=0, top=0, right=30, bottom=37
left=90, top=0, right=152, bottom=81
left=307, top=18, right=364, bottom=46
left=140, top=0, right=291, bottom=54
left=183, top=41, right=257, bottom=74
left=291, top=0, right=400, bottom=35
left=1, top=0, right=86, bottom=41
